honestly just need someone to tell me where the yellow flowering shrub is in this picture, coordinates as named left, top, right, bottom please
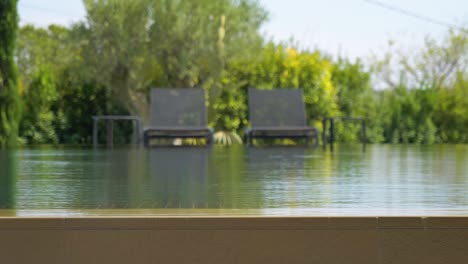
left=236, top=43, right=339, bottom=122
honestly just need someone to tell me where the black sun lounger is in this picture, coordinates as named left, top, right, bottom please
left=245, top=88, right=319, bottom=147
left=143, top=88, right=213, bottom=147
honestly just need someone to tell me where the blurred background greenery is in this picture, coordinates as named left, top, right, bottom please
left=1, top=0, right=467, bottom=146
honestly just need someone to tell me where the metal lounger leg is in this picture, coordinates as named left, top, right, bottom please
left=107, top=120, right=114, bottom=148
left=207, top=133, right=214, bottom=145
left=93, top=118, right=98, bottom=147
left=143, top=132, right=150, bottom=147
left=314, top=130, right=319, bottom=148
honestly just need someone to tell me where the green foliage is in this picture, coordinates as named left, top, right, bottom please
left=0, top=0, right=21, bottom=147
left=16, top=25, right=79, bottom=87
left=333, top=58, right=371, bottom=115
left=331, top=58, right=384, bottom=143
left=378, top=86, right=437, bottom=144
left=19, top=69, right=58, bottom=144
left=53, top=79, right=130, bottom=144
left=15, top=24, right=131, bottom=145
left=372, top=29, right=468, bottom=144
left=212, top=88, right=247, bottom=131
left=433, top=76, right=468, bottom=143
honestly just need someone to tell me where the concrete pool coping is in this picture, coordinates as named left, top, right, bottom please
left=1, top=213, right=468, bottom=263
left=2, top=208, right=468, bottom=217
left=1, top=215, right=468, bottom=229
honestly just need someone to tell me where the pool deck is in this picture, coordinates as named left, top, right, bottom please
left=1, top=210, right=468, bottom=264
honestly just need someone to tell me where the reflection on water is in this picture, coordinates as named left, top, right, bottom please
left=0, top=145, right=468, bottom=212
left=149, top=148, right=209, bottom=208
left=0, top=151, right=16, bottom=209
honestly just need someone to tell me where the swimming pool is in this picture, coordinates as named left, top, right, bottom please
left=1, top=144, right=467, bottom=216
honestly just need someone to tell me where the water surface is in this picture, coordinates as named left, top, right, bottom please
left=1, top=145, right=467, bottom=216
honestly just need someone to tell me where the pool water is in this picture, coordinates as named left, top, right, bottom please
left=1, top=145, right=468, bottom=216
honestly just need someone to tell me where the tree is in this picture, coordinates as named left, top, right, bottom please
left=433, top=75, right=468, bottom=143
left=81, top=0, right=152, bottom=120
left=81, top=0, right=267, bottom=123
left=372, top=29, right=468, bottom=90
left=16, top=24, right=131, bottom=144
left=16, top=25, right=80, bottom=88
left=0, top=0, right=21, bottom=147
left=19, top=68, right=58, bottom=144
left=371, top=29, right=468, bottom=144
left=16, top=25, right=79, bottom=144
